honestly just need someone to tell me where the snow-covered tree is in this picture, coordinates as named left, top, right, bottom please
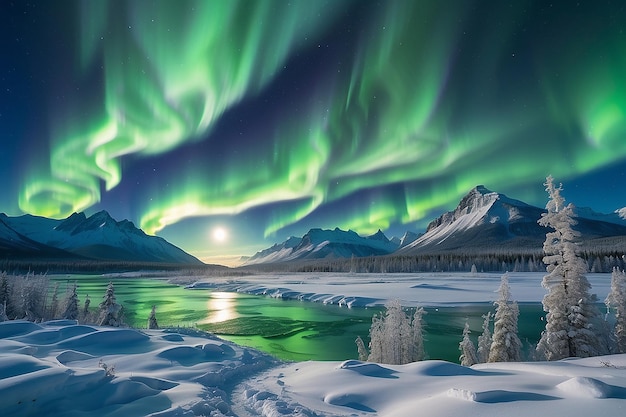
left=98, top=282, right=122, bottom=327
left=19, top=274, right=48, bottom=321
left=362, top=300, right=427, bottom=364
left=148, top=305, right=159, bottom=329
left=477, top=312, right=492, bottom=363
left=459, top=320, right=478, bottom=366
left=0, top=301, right=8, bottom=322
left=49, top=281, right=60, bottom=319
left=82, top=294, right=92, bottom=323
left=0, top=274, right=12, bottom=319
left=410, top=307, right=427, bottom=362
left=536, top=176, right=604, bottom=360
left=489, top=273, right=521, bottom=362
left=62, top=282, right=80, bottom=320
left=605, top=267, right=626, bottom=353
left=355, top=336, right=368, bottom=361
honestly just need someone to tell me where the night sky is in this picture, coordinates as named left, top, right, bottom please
left=1, top=1, right=625, bottom=265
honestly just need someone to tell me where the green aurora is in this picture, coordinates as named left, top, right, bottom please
left=3, top=0, right=626, bottom=261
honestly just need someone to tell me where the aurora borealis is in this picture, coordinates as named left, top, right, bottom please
left=2, top=1, right=625, bottom=265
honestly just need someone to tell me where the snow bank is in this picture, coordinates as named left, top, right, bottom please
left=2, top=319, right=626, bottom=416
left=185, top=272, right=612, bottom=307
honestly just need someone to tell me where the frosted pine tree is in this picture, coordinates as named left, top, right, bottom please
left=367, top=313, right=384, bottom=363
left=383, top=299, right=410, bottom=365
left=410, top=307, right=427, bottom=362
left=148, top=305, right=159, bottom=329
left=98, top=282, right=122, bottom=327
left=536, top=176, right=604, bottom=360
left=0, top=301, right=8, bottom=322
left=459, top=320, right=478, bottom=366
left=82, top=294, right=91, bottom=322
left=0, top=275, right=11, bottom=319
left=62, top=282, right=80, bottom=321
left=477, top=312, right=492, bottom=363
left=362, top=300, right=427, bottom=364
left=355, top=336, right=368, bottom=361
left=49, top=282, right=60, bottom=319
left=489, top=273, right=521, bottom=362
left=605, top=267, right=626, bottom=353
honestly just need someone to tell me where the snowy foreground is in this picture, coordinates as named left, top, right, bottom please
left=1, top=319, right=626, bottom=417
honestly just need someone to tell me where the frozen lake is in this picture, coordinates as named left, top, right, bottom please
left=50, top=272, right=612, bottom=363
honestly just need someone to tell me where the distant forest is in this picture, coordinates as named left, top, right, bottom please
left=244, top=248, right=626, bottom=274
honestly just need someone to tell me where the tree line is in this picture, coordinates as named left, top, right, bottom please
left=0, top=274, right=130, bottom=327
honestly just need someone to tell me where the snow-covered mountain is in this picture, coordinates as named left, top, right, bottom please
left=0, top=211, right=202, bottom=264
left=246, top=185, right=626, bottom=264
left=398, top=185, right=626, bottom=255
left=244, top=228, right=398, bottom=265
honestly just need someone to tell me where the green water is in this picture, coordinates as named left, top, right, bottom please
left=50, top=275, right=546, bottom=362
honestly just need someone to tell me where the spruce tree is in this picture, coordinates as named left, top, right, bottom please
left=82, top=294, right=91, bottom=323
left=489, top=273, right=521, bottom=362
left=148, top=305, right=159, bottom=329
left=98, top=282, right=122, bottom=327
left=477, top=312, right=492, bottom=363
left=459, top=320, right=478, bottom=366
left=605, top=267, right=626, bottom=353
left=0, top=275, right=12, bottom=319
left=62, top=282, right=80, bottom=321
left=362, top=300, right=427, bottom=364
left=49, top=281, right=60, bottom=319
left=536, top=176, right=604, bottom=360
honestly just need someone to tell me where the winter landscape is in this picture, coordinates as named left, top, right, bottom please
left=3, top=1, right=626, bottom=416
left=2, top=178, right=626, bottom=416
left=1, top=270, right=626, bottom=417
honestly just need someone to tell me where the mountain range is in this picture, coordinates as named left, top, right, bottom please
left=244, top=185, right=626, bottom=265
left=0, top=210, right=202, bottom=264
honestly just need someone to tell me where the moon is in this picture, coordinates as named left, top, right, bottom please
left=212, top=227, right=228, bottom=242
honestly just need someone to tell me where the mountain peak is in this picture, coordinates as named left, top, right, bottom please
left=367, top=229, right=389, bottom=242
left=2, top=211, right=202, bottom=264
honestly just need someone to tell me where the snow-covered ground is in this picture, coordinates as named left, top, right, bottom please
left=1, top=320, right=625, bottom=417
left=184, top=272, right=612, bottom=308
left=1, top=272, right=624, bottom=416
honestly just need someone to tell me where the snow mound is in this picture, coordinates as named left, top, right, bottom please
left=556, top=377, right=612, bottom=398
left=338, top=360, right=398, bottom=378
left=447, top=388, right=477, bottom=401
left=0, top=321, right=276, bottom=416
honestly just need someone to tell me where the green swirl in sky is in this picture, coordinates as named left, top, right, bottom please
left=16, top=0, right=626, bottom=244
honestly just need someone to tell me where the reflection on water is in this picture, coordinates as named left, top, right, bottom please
left=201, top=292, right=239, bottom=324
left=49, top=275, right=546, bottom=363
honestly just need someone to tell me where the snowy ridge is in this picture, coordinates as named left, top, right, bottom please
left=1, top=211, right=202, bottom=264
left=576, top=206, right=626, bottom=226
left=244, top=227, right=398, bottom=265
left=398, top=185, right=543, bottom=253
left=246, top=184, right=626, bottom=263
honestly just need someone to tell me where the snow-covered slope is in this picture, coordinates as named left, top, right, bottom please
left=576, top=206, right=626, bottom=226
left=398, top=186, right=546, bottom=254
left=244, top=228, right=398, bottom=265
left=1, top=211, right=202, bottom=264
left=399, top=185, right=626, bottom=255
left=0, top=216, right=78, bottom=259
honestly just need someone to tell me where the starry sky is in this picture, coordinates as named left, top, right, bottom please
left=1, top=1, right=625, bottom=266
